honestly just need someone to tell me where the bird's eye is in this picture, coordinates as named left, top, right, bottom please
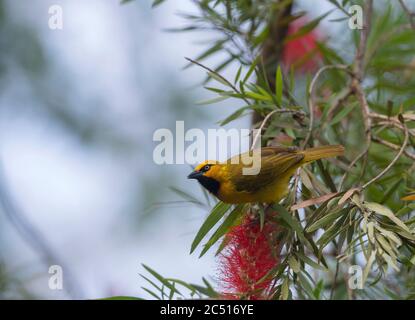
left=203, top=165, right=211, bottom=172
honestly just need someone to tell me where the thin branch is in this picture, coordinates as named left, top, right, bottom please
left=302, top=64, right=350, bottom=149
left=290, top=192, right=339, bottom=211
left=361, top=119, right=409, bottom=189
left=251, top=110, right=276, bottom=150
left=351, top=0, right=373, bottom=142
left=370, top=113, right=415, bottom=137
left=340, top=0, right=374, bottom=190
left=251, top=109, right=304, bottom=150
left=372, top=136, right=415, bottom=161
left=351, top=81, right=372, bottom=144
left=353, top=0, right=373, bottom=79
left=369, top=112, right=415, bottom=124
left=250, top=109, right=306, bottom=150
left=399, top=0, right=415, bottom=30
left=330, top=260, right=340, bottom=300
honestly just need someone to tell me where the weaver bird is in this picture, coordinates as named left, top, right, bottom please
left=188, top=145, right=344, bottom=204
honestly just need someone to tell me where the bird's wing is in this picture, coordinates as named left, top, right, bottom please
left=228, top=147, right=304, bottom=193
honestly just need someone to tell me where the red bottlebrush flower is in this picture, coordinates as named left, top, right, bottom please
left=282, top=18, right=323, bottom=74
left=218, top=213, right=280, bottom=300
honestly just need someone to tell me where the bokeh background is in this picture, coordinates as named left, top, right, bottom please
left=0, top=0, right=339, bottom=299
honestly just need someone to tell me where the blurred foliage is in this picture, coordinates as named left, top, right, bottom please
left=0, top=0, right=206, bottom=298
left=0, top=260, right=35, bottom=299
left=134, top=0, right=415, bottom=300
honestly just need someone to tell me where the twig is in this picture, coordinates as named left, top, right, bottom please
left=351, top=0, right=373, bottom=141
left=369, top=112, right=415, bottom=124
left=399, top=0, right=415, bottom=30
left=349, top=81, right=372, bottom=183
left=353, top=0, right=373, bottom=79
left=361, top=119, right=409, bottom=189
left=370, top=113, right=415, bottom=137
left=373, top=122, right=415, bottom=137
left=290, top=192, right=339, bottom=211
left=251, top=110, right=277, bottom=150
left=250, top=109, right=305, bottom=150
left=330, top=260, right=340, bottom=300
left=340, top=0, right=374, bottom=190
left=372, top=136, right=415, bottom=161
left=302, top=64, right=350, bottom=149
left=351, top=81, right=372, bottom=143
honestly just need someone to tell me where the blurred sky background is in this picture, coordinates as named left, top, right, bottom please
left=0, top=0, right=340, bottom=299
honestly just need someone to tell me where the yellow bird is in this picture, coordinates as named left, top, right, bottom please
left=188, top=145, right=344, bottom=204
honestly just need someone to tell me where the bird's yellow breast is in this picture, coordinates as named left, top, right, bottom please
left=216, top=166, right=296, bottom=204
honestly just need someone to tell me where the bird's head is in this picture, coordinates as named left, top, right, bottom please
left=187, top=160, right=223, bottom=195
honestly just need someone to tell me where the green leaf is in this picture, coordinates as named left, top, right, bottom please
left=151, top=0, right=167, bottom=7
left=219, top=107, right=249, bottom=126
left=288, top=255, right=300, bottom=273
left=141, top=264, right=182, bottom=297
left=190, top=201, right=231, bottom=254
left=362, top=250, right=376, bottom=285
left=208, top=72, right=230, bottom=87
left=141, top=287, right=161, bottom=300
left=297, top=272, right=316, bottom=299
left=245, top=91, right=273, bottom=102
left=306, top=208, right=347, bottom=233
left=188, top=278, right=219, bottom=298
left=197, top=95, right=230, bottom=105
left=285, top=10, right=333, bottom=42
left=295, top=252, right=328, bottom=271
left=317, top=214, right=348, bottom=248
left=186, top=40, right=226, bottom=69
left=199, top=204, right=246, bottom=257
left=274, top=204, right=307, bottom=243
left=275, top=66, right=283, bottom=106
left=280, top=277, right=290, bottom=300
left=364, top=202, right=412, bottom=234
left=140, top=273, right=163, bottom=294
left=329, top=102, right=357, bottom=125
left=242, top=57, right=259, bottom=84
left=313, top=280, right=325, bottom=299
left=234, top=66, right=242, bottom=84
left=165, top=278, right=199, bottom=297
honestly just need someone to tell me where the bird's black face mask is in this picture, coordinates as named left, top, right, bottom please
left=187, top=171, right=220, bottom=196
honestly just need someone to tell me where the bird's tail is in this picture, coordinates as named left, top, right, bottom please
left=302, top=145, right=344, bottom=163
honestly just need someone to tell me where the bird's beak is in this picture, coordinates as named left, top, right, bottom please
left=187, top=171, right=202, bottom=179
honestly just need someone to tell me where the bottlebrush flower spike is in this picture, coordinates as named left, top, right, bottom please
left=218, top=212, right=280, bottom=300
left=282, top=18, right=323, bottom=74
